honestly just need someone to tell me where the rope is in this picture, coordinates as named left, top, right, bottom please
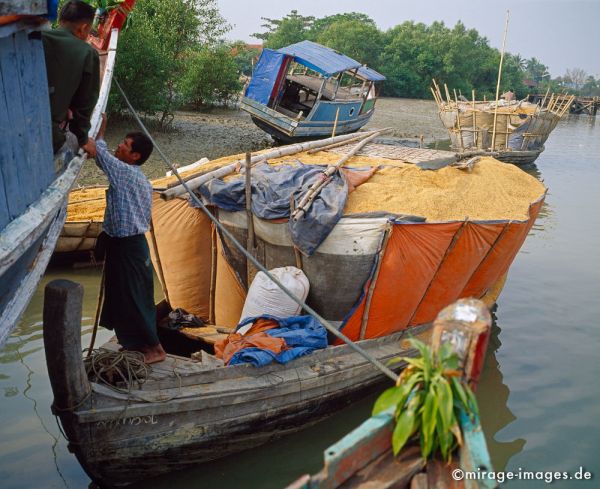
left=113, top=78, right=399, bottom=383
left=83, top=349, right=183, bottom=403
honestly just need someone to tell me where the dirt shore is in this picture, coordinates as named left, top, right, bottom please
left=76, top=98, right=448, bottom=186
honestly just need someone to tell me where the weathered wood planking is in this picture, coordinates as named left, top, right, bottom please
left=0, top=29, right=53, bottom=229
left=0, top=61, right=11, bottom=229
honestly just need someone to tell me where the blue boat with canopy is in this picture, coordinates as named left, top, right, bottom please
left=240, top=40, right=385, bottom=142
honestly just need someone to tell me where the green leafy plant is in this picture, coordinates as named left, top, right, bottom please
left=372, top=339, right=479, bottom=461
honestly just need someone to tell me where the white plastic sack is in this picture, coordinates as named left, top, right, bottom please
left=238, top=267, right=310, bottom=333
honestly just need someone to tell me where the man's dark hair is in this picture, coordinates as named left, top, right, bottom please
left=126, top=132, right=153, bottom=165
left=59, top=1, right=96, bottom=24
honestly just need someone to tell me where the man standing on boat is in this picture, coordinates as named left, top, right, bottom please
left=42, top=0, right=99, bottom=156
left=85, top=114, right=166, bottom=364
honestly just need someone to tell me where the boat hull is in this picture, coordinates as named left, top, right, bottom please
left=52, top=327, right=431, bottom=487
left=241, top=97, right=374, bottom=143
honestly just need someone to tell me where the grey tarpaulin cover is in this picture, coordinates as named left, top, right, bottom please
left=196, top=162, right=348, bottom=256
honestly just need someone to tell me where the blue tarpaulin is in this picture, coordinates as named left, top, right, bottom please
left=229, top=315, right=328, bottom=367
left=245, top=49, right=286, bottom=105
left=198, top=162, right=349, bottom=256
left=278, top=40, right=385, bottom=81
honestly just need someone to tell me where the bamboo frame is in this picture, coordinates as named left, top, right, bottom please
left=359, top=224, right=392, bottom=340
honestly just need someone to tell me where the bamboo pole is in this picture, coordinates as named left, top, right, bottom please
left=244, top=152, right=257, bottom=285
left=161, top=131, right=377, bottom=201
left=331, top=107, right=340, bottom=138
left=359, top=224, right=392, bottom=339
left=292, top=128, right=392, bottom=221
left=444, top=83, right=452, bottom=104
left=147, top=219, right=170, bottom=305
left=307, top=130, right=375, bottom=154
left=491, top=10, right=510, bottom=151
left=454, top=88, right=464, bottom=150
left=472, top=89, right=478, bottom=148
left=541, top=87, right=550, bottom=108
left=208, top=225, right=217, bottom=325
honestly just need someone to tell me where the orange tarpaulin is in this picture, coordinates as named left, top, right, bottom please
left=340, top=197, right=544, bottom=341
left=215, top=318, right=283, bottom=365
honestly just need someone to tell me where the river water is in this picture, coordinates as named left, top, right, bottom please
left=1, top=101, right=598, bottom=488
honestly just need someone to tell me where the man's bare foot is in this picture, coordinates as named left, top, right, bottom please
left=141, top=344, right=167, bottom=364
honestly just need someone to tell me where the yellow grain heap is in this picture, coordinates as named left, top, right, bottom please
left=66, top=186, right=107, bottom=222
left=137, top=147, right=546, bottom=223
left=267, top=152, right=546, bottom=221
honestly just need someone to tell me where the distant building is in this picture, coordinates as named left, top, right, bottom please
left=523, top=79, right=538, bottom=89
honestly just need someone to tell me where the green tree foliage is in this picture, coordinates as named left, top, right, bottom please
left=525, top=57, right=549, bottom=83
left=230, top=40, right=262, bottom=77
left=253, top=10, right=314, bottom=49
left=253, top=12, right=537, bottom=100
left=109, top=0, right=231, bottom=125
left=182, top=45, right=242, bottom=107
left=380, top=21, right=525, bottom=98
left=315, top=20, right=382, bottom=69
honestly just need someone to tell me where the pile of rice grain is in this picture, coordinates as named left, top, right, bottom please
left=66, top=187, right=107, bottom=222
left=343, top=156, right=546, bottom=221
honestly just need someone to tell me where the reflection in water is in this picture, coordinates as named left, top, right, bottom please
left=477, top=312, right=525, bottom=471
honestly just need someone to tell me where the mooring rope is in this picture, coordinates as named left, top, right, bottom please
left=83, top=348, right=183, bottom=403
left=113, top=78, right=399, bottom=383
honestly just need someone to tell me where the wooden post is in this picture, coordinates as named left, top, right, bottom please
left=245, top=152, right=257, bottom=285
left=43, top=280, right=91, bottom=413
left=491, top=10, right=510, bottom=151
left=332, top=107, right=340, bottom=138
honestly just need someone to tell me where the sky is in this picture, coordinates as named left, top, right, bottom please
left=216, top=0, right=600, bottom=78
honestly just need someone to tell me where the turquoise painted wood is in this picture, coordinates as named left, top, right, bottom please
left=289, top=407, right=495, bottom=489
left=308, top=101, right=364, bottom=123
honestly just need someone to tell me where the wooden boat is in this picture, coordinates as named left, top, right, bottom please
left=432, top=81, right=574, bottom=166
left=287, top=299, right=496, bottom=489
left=240, top=40, right=385, bottom=143
left=0, top=1, right=132, bottom=344
left=56, top=186, right=106, bottom=254
left=44, top=132, right=544, bottom=486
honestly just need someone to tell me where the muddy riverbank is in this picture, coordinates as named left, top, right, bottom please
left=76, top=98, right=446, bottom=186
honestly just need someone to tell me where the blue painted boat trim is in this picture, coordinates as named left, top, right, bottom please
left=290, top=406, right=496, bottom=488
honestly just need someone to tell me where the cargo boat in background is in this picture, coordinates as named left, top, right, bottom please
left=240, top=40, right=385, bottom=143
left=432, top=80, right=574, bottom=166
left=0, top=1, right=134, bottom=344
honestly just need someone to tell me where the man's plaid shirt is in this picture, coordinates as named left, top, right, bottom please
left=95, top=139, right=152, bottom=237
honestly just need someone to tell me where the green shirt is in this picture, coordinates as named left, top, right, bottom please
left=42, top=27, right=100, bottom=152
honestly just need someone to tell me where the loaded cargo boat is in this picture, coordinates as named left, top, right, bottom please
left=240, top=40, right=385, bottom=143
left=0, top=1, right=133, bottom=344
left=432, top=80, right=574, bottom=166
left=44, top=133, right=545, bottom=486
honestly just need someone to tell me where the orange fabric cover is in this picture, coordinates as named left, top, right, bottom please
left=0, top=15, right=21, bottom=25
left=410, top=222, right=505, bottom=325
left=462, top=199, right=544, bottom=297
left=341, top=197, right=544, bottom=341
left=147, top=194, right=212, bottom=319
left=215, top=318, right=283, bottom=364
left=361, top=222, right=460, bottom=338
left=214, top=233, right=246, bottom=328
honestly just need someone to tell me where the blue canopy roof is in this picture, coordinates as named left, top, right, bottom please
left=277, top=40, right=385, bottom=81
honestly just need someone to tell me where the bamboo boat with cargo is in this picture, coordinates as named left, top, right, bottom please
left=432, top=80, right=574, bottom=166
left=0, top=0, right=134, bottom=343
left=56, top=185, right=106, bottom=254
left=44, top=130, right=545, bottom=486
